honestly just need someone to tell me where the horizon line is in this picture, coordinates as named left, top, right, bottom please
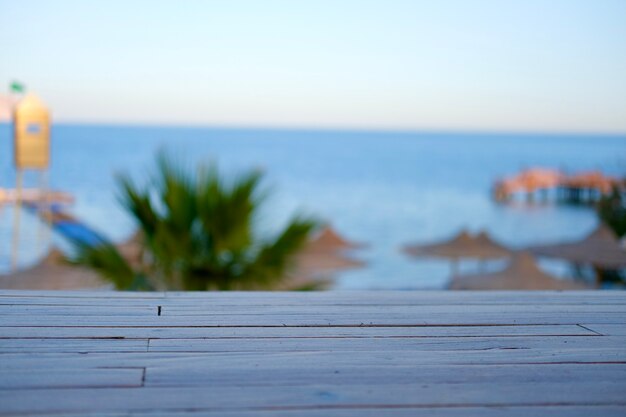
left=0, top=120, right=625, bottom=138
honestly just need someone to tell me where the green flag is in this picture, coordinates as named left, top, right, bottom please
left=10, top=81, right=25, bottom=94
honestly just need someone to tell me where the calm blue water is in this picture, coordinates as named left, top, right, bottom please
left=1, top=124, right=625, bottom=289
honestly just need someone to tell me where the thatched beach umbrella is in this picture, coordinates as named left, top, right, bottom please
left=116, top=230, right=144, bottom=268
left=449, top=251, right=588, bottom=290
left=529, top=224, right=626, bottom=270
left=297, top=226, right=365, bottom=271
left=0, top=247, right=108, bottom=290
left=291, top=226, right=366, bottom=286
left=305, top=226, right=364, bottom=252
left=472, top=231, right=512, bottom=271
left=403, top=229, right=510, bottom=274
left=294, top=249, right=365, bottom=274
left=403, top=229, right=474, bottom=259
left=473, top=231, right=511, bottom=260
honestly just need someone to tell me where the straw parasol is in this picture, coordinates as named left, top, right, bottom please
left=529, top=224, right=626, bottom=270
left=449, top=251, right=588, bottom=290
left=403, top=229, right=511, bottom=274
left=290, top=226, right=365, bottom=285
left=403, top=229, right=475, bottom=259
left=0, top=247, right=109, bottom=290
left=305, top=226, right=364, bottom=252
left=293, top=249, right=365, bottom=275
left=472, top=231, right=511, bottom=259
left=296, top=226, right=365, bottom=270
left=116, top=230, right=144, bottom=268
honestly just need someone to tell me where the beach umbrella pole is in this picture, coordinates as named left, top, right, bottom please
left=451, top=258, right=459, bottom=276
left=11, top=169, right=23, bottom=271
left=37, top=170, right=50, bottom=256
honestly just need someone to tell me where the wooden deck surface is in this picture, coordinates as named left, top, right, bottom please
left=0, top=290, right=625, bottom=416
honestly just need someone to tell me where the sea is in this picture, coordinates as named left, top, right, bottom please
left=0, top=123, right=625, bottom=289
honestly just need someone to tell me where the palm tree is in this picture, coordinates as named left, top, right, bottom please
left=597, top=185, right=626, bottom=238
left=70, top=153, right=318, bottom=290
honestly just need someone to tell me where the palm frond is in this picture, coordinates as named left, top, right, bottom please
left=68, top=239, right=141, bottom=290
left=69, top=152, right=319, bottom=291
left=243, top=216, right=318, bottom=289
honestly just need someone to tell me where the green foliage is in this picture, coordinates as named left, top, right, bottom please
left=71, top=153, right=317, bottom=291
left=68, top=239, right=150, bottom=290
left=597, top=186, right=626, bottom=238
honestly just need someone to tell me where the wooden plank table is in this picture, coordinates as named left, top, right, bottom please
left=0, top=290, right=625, bottom=416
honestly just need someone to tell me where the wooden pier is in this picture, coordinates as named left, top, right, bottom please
left=493, top=169, right=621, bottom=204
left=0, top=188, right=74, bottom=206
left=0, top=290, right=625, bottom=416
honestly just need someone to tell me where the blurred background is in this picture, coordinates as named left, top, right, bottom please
left=0, top=1, right=625, bottom=290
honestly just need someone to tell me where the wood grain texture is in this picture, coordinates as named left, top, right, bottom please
left=2, top=311, right=625, bottom=326
left=0, top=368, right=144, bottom=389
left=0, top=290, right=624, bottom=416
left=1, top=406, right=624, bottom=417
left=0, top=324, right=596, bottom=339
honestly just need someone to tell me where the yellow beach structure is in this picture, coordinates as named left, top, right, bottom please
left=13, top=93, right=50, bottom=169
left=10, top=93, right=52, bottom=270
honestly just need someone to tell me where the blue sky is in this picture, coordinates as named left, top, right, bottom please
left=1, top=0, right=625, bottom=133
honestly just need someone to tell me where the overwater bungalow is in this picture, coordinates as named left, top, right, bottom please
left=493, top=168, right=621, bottom=203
